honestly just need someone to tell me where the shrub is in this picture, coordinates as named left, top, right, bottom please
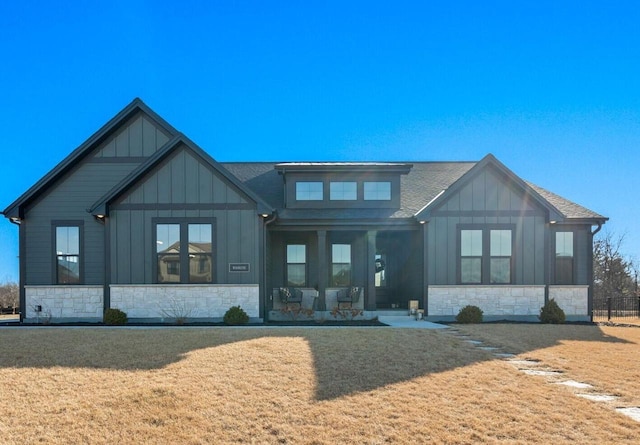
left=456, top=305, right=483, bottom=324
left=539, top=299, right=566, bottom=324
left=104, top=308, right=128, bottom=325
left=223, top=306, right=249, bottom=325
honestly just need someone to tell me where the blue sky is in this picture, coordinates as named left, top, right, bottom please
left=1, top=1, right=639, bottom=282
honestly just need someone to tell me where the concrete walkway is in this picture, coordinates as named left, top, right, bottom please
left=378, top=315, right=449, bottom=329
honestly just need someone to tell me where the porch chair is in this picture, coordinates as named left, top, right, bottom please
left=336, top=286, right=362, bottom=309
left=277, top=287, right=304, bottom=308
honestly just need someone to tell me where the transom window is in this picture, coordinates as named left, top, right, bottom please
left=364, top=181, right=391, bottom=200
left=330, top=181, right=357, bottom=200
left=286, top=244, right=306, bottom=287
left=156, top=221, right=213, bottom=284
left=55, top=225, right=81, bottom=284
left=460, top=227, right=513, bottom=284
left=555, top=232, right=574, bottom=284
left=331, top=244, right=351, bottom=286
left=296, top=182, right=323, bottom=200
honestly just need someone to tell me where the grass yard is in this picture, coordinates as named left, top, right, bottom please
left=0, top=325, right=639, bottom=444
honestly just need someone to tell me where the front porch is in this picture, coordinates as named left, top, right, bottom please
left=267, top=227, right=425, bottom=321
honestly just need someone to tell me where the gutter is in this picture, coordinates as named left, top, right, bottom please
left=590, top=221, right=603, bottom=236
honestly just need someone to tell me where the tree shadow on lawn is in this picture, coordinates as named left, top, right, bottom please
left=0, top=325, right=634, bottom=401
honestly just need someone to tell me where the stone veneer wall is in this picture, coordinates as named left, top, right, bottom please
left=428, top=286, right=545, bottom=318
left=110, top=284, right=260, bottom=319
left=25, top=286, right=104, bottom=321
left=549, top=286, right=589, bottom=316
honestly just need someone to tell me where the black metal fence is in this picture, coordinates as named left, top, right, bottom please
left=593, top=296, right=640, bottom=320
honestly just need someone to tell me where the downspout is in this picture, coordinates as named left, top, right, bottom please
left=588, top=221, right=603, bottom=321
left=7, top=216, right=24, bottom=322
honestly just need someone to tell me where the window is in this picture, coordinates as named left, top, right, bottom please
left=330, top=182, right=357, bottom=200
left=286, top=244, right=306, bottom=286
left=490, top=229, right=512, bottom=284
left=296, top=182, right=323, bottom=200
left=156, top=221, right=213, bottom=283
left=555, top=232, right=574, bottom=284
left=364, top=181, right=391, bottom=200
left=460, top=230, right=482, bottom=284
left=188, top=224, right=213, bottom=283
left=55, top=225, right=81, bottom=284
left=331, top=244, right=351, bottom=286
left=459, top=227, right=512, bottom=284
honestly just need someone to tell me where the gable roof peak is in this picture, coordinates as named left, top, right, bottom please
left=2, top=98, right=179, bottom=219
left=415, top=152, right=564, bottom=222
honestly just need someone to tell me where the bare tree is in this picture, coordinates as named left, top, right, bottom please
left=0, top=278, right=19, bottom=309
left=593, top=232, right=635, bottom=299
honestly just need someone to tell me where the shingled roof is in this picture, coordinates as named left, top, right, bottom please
left=527, top=182, right=607, bottom=221
left=221, top=160, right=606, bottom=222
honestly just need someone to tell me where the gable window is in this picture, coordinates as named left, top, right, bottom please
left=330, top=182, right=357, bottom=200
left=555, top=232, right=574, bottom=284
left=156, top=221, right=213, bottom=284
left=459, top=227, right=513, bottom=284
left=364, top=181, right=391, bottom=200
left=331, top=244, right=351, bottom=286
left=296, top=182, right=323, bottom=200
left=55, top=224, right=81, bottom=284
left=286, top=244, right=306, bottom=287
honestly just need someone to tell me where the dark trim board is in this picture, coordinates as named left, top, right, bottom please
left=270, top=221, right=421, bottom=231
left=19, top=221, right=26, bottom=322
left=104, top=216, right=111, bottom=312
left=431, top=210, right=545, bottom=218
left=88, top=157, right=150, bottom=164
left=112, top=203, right=255, bottom=211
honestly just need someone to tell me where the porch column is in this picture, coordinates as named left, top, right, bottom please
left=366, top=231, right=377, bottom=311
left=317, top=230, right=327, bottom=310
left=422, top=222, right=428, bottom=315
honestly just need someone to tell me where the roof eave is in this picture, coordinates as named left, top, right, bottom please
left=552, top=217, right=609, bottom=226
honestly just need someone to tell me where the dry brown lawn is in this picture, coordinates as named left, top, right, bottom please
left=0, top=325, right=638, bottom=444
left=456, top=323, right=640, bottom=407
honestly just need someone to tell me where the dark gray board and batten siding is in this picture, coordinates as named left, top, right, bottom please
left=23, top=113, right=171, bottom=285
left=109, top=145, right=261, bottom=285
left=427, top=167, right=591, bottom=286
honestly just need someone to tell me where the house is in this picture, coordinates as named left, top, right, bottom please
left=2, top=98, right=607, bottom=323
